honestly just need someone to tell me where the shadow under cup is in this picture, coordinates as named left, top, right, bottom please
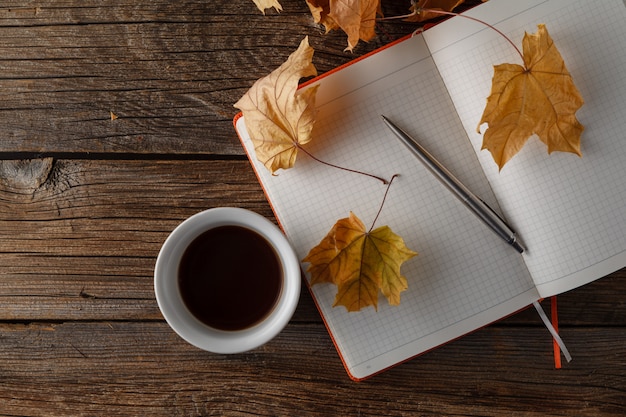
left=154, top=207, right=301, bottom=354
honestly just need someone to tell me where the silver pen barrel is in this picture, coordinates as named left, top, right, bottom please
left=382, top=115, right=524, bottom=253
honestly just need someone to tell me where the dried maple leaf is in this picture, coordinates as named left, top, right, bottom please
left=405, top=0, right=466, bottom=22
left=303, top=212, right=417, bottom=312
left=477, top=24, right=584, bottom=170
left=251, top=0, right=282, bottom=14
left=234, top=37, right=319, bottom=174
left=306, top=0, right=381, bottom=52
left=306, top=0, right=339, bottom=33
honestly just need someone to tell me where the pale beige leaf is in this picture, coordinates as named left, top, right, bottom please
left=251, top=0, right=282, bottom=14
left=234, top=37, right=319, bottom=173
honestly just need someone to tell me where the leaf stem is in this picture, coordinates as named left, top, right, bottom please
left=296, top=143, right=390, bottom=184
left=421, top=8, right=524, bottom=62
left=378, top=7, right=524, bottom=63
left=377, top=13, right=415, bottom=21
left=369, top=174, right=399, bottom=233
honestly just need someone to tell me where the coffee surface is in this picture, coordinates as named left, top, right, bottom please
left=178, top=225, right=283, bottom=331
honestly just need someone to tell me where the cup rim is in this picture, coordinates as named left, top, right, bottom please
left=154, top=207, right=301, bottom=353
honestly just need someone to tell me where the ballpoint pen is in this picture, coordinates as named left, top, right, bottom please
left=381, top=115, right=525, bottom=254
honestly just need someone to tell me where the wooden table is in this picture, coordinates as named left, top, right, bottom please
left=1, top=1, right=624, bottom=415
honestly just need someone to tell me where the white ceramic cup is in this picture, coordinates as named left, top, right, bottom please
left=154, top=207, right=301, bottom=353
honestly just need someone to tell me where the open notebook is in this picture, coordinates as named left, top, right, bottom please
left=234, top=0, right=626, bottom=380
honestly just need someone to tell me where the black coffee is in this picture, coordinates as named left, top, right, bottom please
left=178, top=225, right=283, bottom=331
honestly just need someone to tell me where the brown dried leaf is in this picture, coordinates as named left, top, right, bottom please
left=307, top=0, right=381, bottom=52
left=306, top=0, right=339, bottom=33
left=478, top=24, right=584, bottom=169
left=406, top=0, right=466, bottom=22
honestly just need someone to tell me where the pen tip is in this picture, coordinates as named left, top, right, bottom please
left=512, top=240, right=525, bottom=254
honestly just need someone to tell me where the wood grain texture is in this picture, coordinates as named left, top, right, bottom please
left=0, top=159, right=623, bottom=324
left=0, top=323, right=624, bottom=416
left=0, top=0, right=624, bottom=415
left=0, top=0, right=416, bottom=155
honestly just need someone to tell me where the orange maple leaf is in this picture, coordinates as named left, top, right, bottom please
left=477, top=24, right=584, bottom=170
left=306, top=0, right=381, bottom=52
left=234, top=37, right=319, bottom=174
left=303, top=212, right=417, bottom=312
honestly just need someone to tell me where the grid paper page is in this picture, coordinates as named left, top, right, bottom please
left=236, top=34, right=538, bottom=379
left=424, top=0, right=626, bottom=297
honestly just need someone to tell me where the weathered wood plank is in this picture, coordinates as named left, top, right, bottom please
left=0, top=322, right=623, bottom=416
left=1, top=1, right=622, bottom=415
left=0, top=0, right=419, bottom=155
left=0, top=158, right=271, bottom=320
left=0, top=158, right=624, bottom=324
left=0, top=270, right=623, bottom=324
left=0, top=158, right=272, bottom=223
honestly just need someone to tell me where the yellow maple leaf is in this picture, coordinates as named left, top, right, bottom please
left=405, top=0, right=466, bottom=22
left=477, top=24, right=584, bottom=170
left=251, top=0, right=282, bottom=14
left=303, top=212, right=417, bottom=312
left=306, top=0, right=381, bottom=52
left=234, top=37, right=319, bottom=174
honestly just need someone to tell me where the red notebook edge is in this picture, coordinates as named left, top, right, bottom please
left=233, top=111, right=543, bottom=381
left=230, top=9, right=564, bottom=379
